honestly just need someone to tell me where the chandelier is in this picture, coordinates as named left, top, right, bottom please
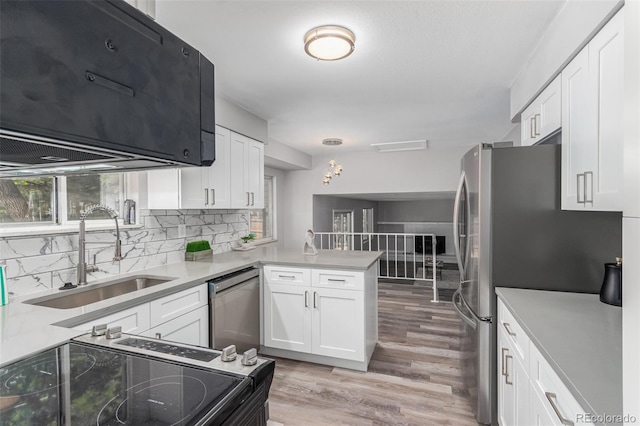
left=321, top=138, right=343, bottom=185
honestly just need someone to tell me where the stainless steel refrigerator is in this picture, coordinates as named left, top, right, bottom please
left=451, top=143, right=622, bottom=425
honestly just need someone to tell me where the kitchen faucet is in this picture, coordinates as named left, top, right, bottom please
left=77, top=204, right=123, bottom=286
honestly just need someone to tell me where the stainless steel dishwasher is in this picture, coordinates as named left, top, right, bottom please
left=209, top=267, right=260, bottom=353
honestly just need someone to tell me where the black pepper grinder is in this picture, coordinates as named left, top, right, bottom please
left=600, top=257, right=622, bottom=307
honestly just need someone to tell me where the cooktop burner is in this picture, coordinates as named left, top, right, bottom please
left=115, top=337, right=219, bottom=362
left=68, top=343, right=247, bottom=426
left=96, top=375, right=209, bottom=425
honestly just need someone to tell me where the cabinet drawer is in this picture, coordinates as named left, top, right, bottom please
left=149, top=284, right=208, bottom=327
left=263, top=265, right=310, bottom=286
left=498, top=300, right=529, bottom=364
left=529, top=344, right=593, bottom=426
left=312, top=269, right=364, bottom=291
left=73, top=303, right=151, bottom=335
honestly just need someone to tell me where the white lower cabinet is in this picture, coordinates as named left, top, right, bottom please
left=498, top=326, right=529, bottom=426
left=144, top=305, right=209, bottom=347
left=73, top=304, right=151, bottom=334
left=311, top=288, right=364, bottom=361
left=263, top=282, right=312, bottom=352
left=72, top=284, right=209, bottom=347
left=530, top=385, right=558, bottom=426
left=262, top=265, right=377, bottom=370
left=497, top=298, right=593, bottom=426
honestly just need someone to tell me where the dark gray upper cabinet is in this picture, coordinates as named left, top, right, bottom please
left=0, top=0, right=215, bottom=168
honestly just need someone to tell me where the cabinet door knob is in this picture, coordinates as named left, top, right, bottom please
left=204, top=188, right=209, bottom=206
left=211, top=189, right=215, bottom=205
left=246, top=192, right=250, bottom=206
left=251, top=192, right=255, bottom=206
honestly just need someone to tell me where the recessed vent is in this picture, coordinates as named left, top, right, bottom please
left=0, top=137, right=116, bottom=165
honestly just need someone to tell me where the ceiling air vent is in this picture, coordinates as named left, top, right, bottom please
left=370, top=140, right=428, bottom=152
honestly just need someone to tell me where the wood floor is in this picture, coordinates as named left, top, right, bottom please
left=267, top=281, right=480, bottom=425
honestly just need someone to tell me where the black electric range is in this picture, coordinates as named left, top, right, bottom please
left=0, top=333, right=274, bottom=425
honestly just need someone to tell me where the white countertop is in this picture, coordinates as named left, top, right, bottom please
left=0, top=247, right=382, bottom=366
left=495, top=287, right=622, bottom=424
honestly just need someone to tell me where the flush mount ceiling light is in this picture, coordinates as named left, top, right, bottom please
left=370, top=140, right=429, bottom=153
left=304, top=25, right=355, bottom=61
left=321, top=138, right=344, bottom=185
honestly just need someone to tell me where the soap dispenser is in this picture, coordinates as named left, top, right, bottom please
left=600, top=257, right=622, bottom=307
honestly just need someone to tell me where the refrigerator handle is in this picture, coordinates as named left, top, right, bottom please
left=453, top=172, right=466, bottom=278
left=452, top=288, right=476, bottom=329
left=454, top=288, right=493, bottom=324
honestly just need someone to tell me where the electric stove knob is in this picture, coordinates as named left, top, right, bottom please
left=91, top=324, right=107, bottom=336
left=106, top=326, right=122, bottom=339
left=221, top=345, right=237, bottom=362
left=241, top=348, right=258, bottom=366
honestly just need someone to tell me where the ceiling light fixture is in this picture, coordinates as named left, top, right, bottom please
left=321, top=138, right=344, bottom=185
left=304, top=25, right=355, bottom=61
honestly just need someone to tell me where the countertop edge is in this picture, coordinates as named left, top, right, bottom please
left=495, top=287, right=610, bottom=424
left=1, top=248, right=383, bottom=366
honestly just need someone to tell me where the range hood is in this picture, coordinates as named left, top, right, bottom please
left=0, top=0, right=215, bottom=177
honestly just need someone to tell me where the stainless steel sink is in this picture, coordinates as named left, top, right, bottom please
left=26, top=275, right=176, bottom=309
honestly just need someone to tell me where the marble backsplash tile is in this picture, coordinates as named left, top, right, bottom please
left=0, top=209, right=250, bottom=297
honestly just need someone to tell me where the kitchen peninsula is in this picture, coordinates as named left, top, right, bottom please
left=0, top=247, right=382, bottom=369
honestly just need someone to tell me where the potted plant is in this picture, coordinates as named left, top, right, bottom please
left=240, top=233, right=256, bottom=245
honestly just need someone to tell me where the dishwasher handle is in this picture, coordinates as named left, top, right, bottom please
left=209, top=267, right=259, bottom=296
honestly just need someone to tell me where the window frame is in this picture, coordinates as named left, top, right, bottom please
left=250, top=174, right=277, bottom=245
left=0, top=172, right=134, bottom=231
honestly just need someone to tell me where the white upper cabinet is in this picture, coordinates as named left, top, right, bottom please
left=180, top=126, right=231, bottom=209
left=561, top=10, right=624, bottom=211
left=230, top=133, right=264, bottom=209
left=141, top=126, right=263, bottom=210
left=521, top=75, right=562, bottom=146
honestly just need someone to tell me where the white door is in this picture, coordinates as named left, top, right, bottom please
left=588, top=10, right=624, bottom=211
left=332, top=210, right=353, bottom=250
left=247, top=140, right=264, bottom=209
left=208, top=126, right=231, bottom=208
left=230, top=133, right=249, bottom=208
left=520, top=106, right=538, bottom=147
left=311, top=288, right=364, bottom=361
left=180, top=167, right=207, bottom=209
left=145, top=305, right=209, bottom=347
left=498, top=330, right=516, bottom=426
left=263, top=282, right=312, bottom=353
left=561, top=47, right=594, bottom=210
left=538, top=75, right=562, bottom=138
left=530, top=385, right=557, bottom=426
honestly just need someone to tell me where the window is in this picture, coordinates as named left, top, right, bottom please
left=0, top=177, right=55, bottom=224
left=0, top=173, right=128, bottom=227
left=250, top=175, right=275, bottom=242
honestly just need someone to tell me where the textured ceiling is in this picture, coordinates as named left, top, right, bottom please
left=155, top=1, right=565, bottom=155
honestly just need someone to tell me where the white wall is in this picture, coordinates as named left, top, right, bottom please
left=215, top=96, right=268, bottom=143
left=510, top=0, right=623, bottom=120
left=623, top=1, right=640, bottom=422
left=280, top=145, right=471, bottom=249
left=264, top=138, right=312, bottom=171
